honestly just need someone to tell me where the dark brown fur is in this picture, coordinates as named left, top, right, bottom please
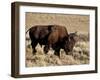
left=27, top=25, right=53, bottom=54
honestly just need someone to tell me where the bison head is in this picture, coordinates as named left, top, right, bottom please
left=64, top=31, right=78, bottom=53
left=68, top=31, right=78, bottom=43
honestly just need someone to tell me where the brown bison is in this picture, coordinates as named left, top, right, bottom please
left=26, top=25, right=78, bottom=57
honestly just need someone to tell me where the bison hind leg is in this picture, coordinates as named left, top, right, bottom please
left=31, top=41, right=37, bottom=55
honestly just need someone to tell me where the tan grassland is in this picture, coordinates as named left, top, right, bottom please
left=25, top=12, right=89, bottom=67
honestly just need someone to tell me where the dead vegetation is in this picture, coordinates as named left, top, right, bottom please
left=25, top=34, right=89, bottom=67
left=25, top=13, right=89, bottom=67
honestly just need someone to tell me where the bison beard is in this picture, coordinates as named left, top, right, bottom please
left=26, top=25, right=77, bottom=57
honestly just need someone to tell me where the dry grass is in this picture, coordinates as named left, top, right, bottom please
left=25, top=12, right=89, bottom=67
left=25, top=34, right=89, bottom=67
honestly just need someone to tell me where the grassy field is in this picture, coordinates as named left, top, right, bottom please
left=25, top=12, right=89, bottom=67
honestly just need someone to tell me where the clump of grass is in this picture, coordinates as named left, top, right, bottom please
left=26, top=60, right=34, bottom=67
left=61, top=54, right=80, bottom=65
left=72, top=40, right=89, bottom=64
left=78, top=33, right=89, bottom=41
left=26, top=44, right=31, bottom=49
left=45, top=54, right=62, bottom=66
left=74, top=41, right=89, bottom=55
left=79, top=54, right=89, bottom=64
left=75, top=41, right=89, bottom=48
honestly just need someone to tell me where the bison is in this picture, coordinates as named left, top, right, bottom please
left=26, top=25, right=78, bottom=57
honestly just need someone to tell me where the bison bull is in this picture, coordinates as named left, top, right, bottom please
left=26, top=25, right=78, bottom=57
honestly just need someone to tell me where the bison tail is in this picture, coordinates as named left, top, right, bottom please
left=26, top=28, right=30, bottom=34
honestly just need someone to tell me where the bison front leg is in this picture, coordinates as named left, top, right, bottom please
left=63, top=47, right=69, bottom=55
left=54, top=48, right=60, bottom=57
left=52, top=45, right=60, bottom=57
